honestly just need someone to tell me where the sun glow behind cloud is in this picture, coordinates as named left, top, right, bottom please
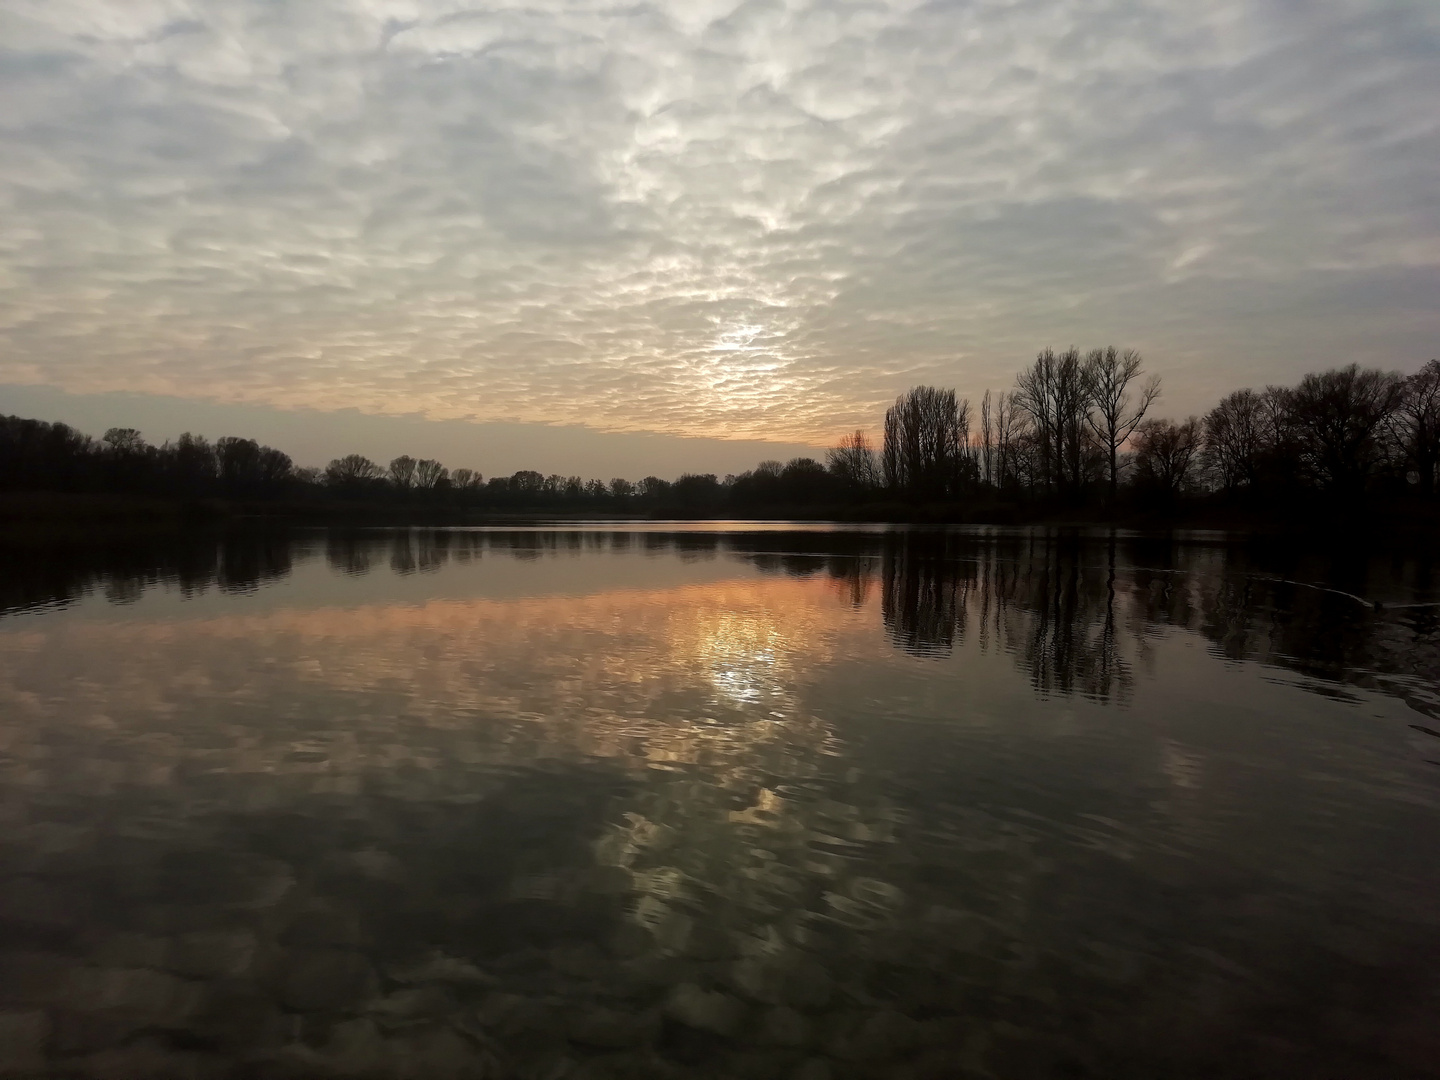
left=0, top=0, right=1436, bottom=443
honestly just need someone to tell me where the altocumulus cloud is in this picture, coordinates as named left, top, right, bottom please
left=0, top=0, right=1436, bottom=442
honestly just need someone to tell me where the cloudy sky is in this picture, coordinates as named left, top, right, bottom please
left=1, top=0, right=1436, bottom=474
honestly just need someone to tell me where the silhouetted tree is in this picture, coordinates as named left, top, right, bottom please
left=1133, top=417, right=1202, bottom=499
left=1399, top=359, right=1440, bottom=496
left=325, top=454, right=383, bottom=487
left=388, top=455, right=417, bottom=491
left=450, top=468, right=482, bottom=492
left=415, top=458, right=448, bottom=490
left=1014, top=348, right=1093, bottom=499
left=216, top=437, right=265, bottom=493
left=167, top=433, right=218, bottom=494
left=1203, top=388, right=1266, bottom=494
left=883, top=386, right=970, bottom=499
left=103, top=428, right=146, bottom=454
left=637, top=476, right=670, bottom=500
left=1084, top=346, right=1160, bottom=504
left=1287, top=364, right=1405, bottom=495
left=671, top=473, right=722, bottom=514
left=827, top=430, right=879, bottom=490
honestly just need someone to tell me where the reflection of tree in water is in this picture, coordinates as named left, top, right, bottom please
left=881, top=535, right=974, bottom=658
left=326, top=531, right=375, bottom=577
left=995, top=536, right=1131, bottom=703
left=867, top=533, right=1132, bottom=702
left=9, top=526, right=1437, bottom=716
left=0, top=531, right=294, bottom=616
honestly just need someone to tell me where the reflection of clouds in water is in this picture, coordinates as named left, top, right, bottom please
left=0, top=578, right=860, bottom=793
left=2, top=536, right=1439, bottom=1076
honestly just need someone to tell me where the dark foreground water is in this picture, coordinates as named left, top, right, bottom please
left=1, top=525, right=1438, bottom=1080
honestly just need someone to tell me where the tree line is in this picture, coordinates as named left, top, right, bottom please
left=2, top=352, right=1435, bottom=518
left=835, top=350, right=1440, bottom=510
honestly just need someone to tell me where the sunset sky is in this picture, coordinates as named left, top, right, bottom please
left=1, top=0, right=1436, bottom=476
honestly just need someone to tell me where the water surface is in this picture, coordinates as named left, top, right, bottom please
left=1, top=526, right=1437, bottom=1078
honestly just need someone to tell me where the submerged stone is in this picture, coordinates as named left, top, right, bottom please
left=566, top=1005, right=660, bottom=1049
left=0, top=1010, right=49, bottom=1073
left=277, top=948, right=378, bottom=1012
left=730, top=955, right=833, bottom=1010
left=664, top=983, right=746, bottom=1037
left=169, top=929, right=258, bottom=979
left=66, top=966, right=202, bottom=1024
left=759, top=1006, right=811, bottom=1048
left=387, top=953, right=496, bottom=989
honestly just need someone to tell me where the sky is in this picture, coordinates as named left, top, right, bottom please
left=1, top=0, right=1437, bottom=476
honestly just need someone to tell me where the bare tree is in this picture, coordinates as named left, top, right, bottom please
left=1399, top=359, right=1440, bottom=496
left=994, top=390, right=1024, bottom=492
left=325, top=454, right=383, bottom=486
left=1133, top=418, right=1201, bottom=498
left=1084, top=347, right=1159, bottom=504
left=1203, top=389, right=1265, bottom=493
left=1013, top=348, right=1092, bottom=498
left=883, top=386, right=970, bottom=499
left=388, top=455, right=417, bottom=491
left=827, top=430, right=879, bottom=489
left=103, top=427, right=147, bottom=454
left=979, top=391, right=994, bottom=487
left=1287, top=365, right=1405, bottom=495
left=216, top=436, right=264, bottom=489
left=258, top=446, right=293, bottom=485
left=415, top=458, right=449, bottom=489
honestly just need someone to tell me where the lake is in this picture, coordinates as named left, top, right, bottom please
left=0, top=525, right=1437, bottom=1079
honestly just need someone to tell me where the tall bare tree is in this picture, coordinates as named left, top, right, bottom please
left=1287, top=365, right=1405, bottom=495
left=979, top=391, right=994, bottom=487
left=994, top=390, right=1023, bottom=492
left=1203, top=389, right=1265, bottom=492
left=388, top=455, right=417, bottom=491
left=1133, top=417, right=1201, bottom=498
left=883, top=387, right=969, bottom=499
left=1084, top=347, right=1160, bottom=503
left=827, top=430, right=879, bottom=489
left=415, top=458, right=449, bottom=489
left=1013, top=348, right=1092, bottom=498
left=1399, top=359, right=1440, bottom=496
left=325, top=454, right=382, bottom=486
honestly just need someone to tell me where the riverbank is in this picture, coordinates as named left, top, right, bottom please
left=4, top=489, right=1439, bottom=541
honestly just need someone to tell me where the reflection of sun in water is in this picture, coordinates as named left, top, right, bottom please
left=696, top=610, right=791, bottom=708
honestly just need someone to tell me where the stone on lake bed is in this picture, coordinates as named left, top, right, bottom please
left=0, top=1010, right=49, bottom=1073
left=69, top=1037, right=232, bottom=1080
left=829, top=1009, right=923, bottom=1061
left=277, top=948, right=378, bottom=1012
left=759, top=1006, right=810, bottom=1047
left=566, top=1005, right=660, bottom=1049
left=791, top=1059, right=832, bottom=1080
left=392, top=1025, right=496, bottom=1080
left=0, top=951, right=75, bottom=1007
left=664, top=983, right=746, bottom=1037
left=387, top=953, right=497, bottom=988
left=93, top=933, right=171, bottom=970
left=369, top=985, right=456, bottom=1026
left=169, top=929, right=258, bottom=979
left=550, top=942, right=611, bottom=979
left=66, top=966, right=203, bottom=1023
left=730, top=955, right=833, bottom=1009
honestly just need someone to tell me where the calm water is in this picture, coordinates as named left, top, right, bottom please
left=1, top=526, right=1438, bottom=1079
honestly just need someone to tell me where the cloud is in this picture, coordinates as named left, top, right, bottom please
left=0, top=0, right=1436, bottom=443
